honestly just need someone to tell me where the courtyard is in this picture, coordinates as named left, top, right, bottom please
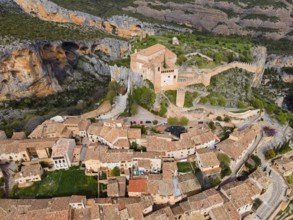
left=12, top=167, right=98, bottom=198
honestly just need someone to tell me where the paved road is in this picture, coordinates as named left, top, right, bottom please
left=253, top=125, right=289, bottom=220
left=125, top=106, right=167, bottom=125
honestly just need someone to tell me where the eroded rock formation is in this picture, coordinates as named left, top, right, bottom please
left=0, top=39, right=129, bottom=100
left=13, top=0, right=154, bottom=39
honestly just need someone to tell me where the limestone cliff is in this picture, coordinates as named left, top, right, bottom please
left=13, top=0, right=154, bottom=39
left=0, top=38, right=129, bottom=100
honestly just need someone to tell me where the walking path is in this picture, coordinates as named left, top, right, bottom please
left=98, top=73, right=131, bottom=120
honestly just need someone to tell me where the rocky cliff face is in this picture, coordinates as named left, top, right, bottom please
left=124, top=0, right=293, bottom=40
left=267, top=55, right=293, bottom=83
left=13, top=0, right=154, bottom=39
left=0, top=38, right=129, bottom=100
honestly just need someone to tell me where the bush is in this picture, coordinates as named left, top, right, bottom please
left=218, top=98, right=227, bottom=107
left=217, top=153, right=231, bottom=164
left=168, top=117, right=179, bottom=126
left=287, top=175, right=293, bottom=185
left=180, top=116, right=189, bottom=126
left=263, top=126, right=276, bottom=137
left=277, top=111, right=288, bottom=125
left=224, top=116, right=231, bottom=122
left=265, top=149, right=276, bottom=160
left=200, top=97, right=208, bottom=104
left=184, top=91, right=198, bottom=107
left=220, top=162, right=232, bottom=178
left=111, top=167, right=120, bottom=176
left=238, top=101, right=247, bottom=109
left=208, top=121, right=216, bottom=131
left=168, top=116, right=189, bottom=126
left=216, top=116, right=223, bottom=121
left=251, top=155, right=261, bottom=167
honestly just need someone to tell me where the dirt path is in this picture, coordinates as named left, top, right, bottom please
left=81, top=101, right=112, bottom=120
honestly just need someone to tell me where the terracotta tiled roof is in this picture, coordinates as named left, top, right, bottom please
left=188, top=189, right=224, bottom=212
left=209, top=202, right=241, bottom=220
left=136, top=44, right=166, bottom=56
left=217, top=124, right=261, bottom=160
left=15, top=164, right=43, bottom=179
left=11, top=132, right=27, bottom=140
left=128, top=178, right=148, bottom=193
left=221, top=179, right=261, bottom=209
left=196, top=148, right=220, bottom=169
left=177, top=173, right=201, bottom=195
left=144, top=206, right=175, bottom=220
left=127, top=128, right=141, bottom=139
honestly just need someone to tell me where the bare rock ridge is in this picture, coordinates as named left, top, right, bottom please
left=13, top=0, right=155, bottom=39
left=0, top=38, right=129, bottom=100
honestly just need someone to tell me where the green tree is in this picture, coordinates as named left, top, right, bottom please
left=133, top=86, right=155, bottom=110
left=250, top=97, right=264, bottom=110
left=215, top=52, right=223, bottom=64
left=218, top=98, right=227, bottom=107
left=200, top=97, right=208, bottom=104
left=130, top=103, right=138, bottom=116
left=277, top=112, right=288, bottom=125
left=208, top=121, right=216, bottom=131
left=106, top=90, right=116, bottom=104
left=224, top=116, right=231, bottom=122
left=265, top=103, right=276, bottom=115
left=265, top=149, right=276, bottom=160
left=168, top=117, right=179, bottom=125
left=111, top=166, right=120, bottom=176
left=216, top=116, right=223, bottom=121
left=220, top=162, right=232, bottom=178
left=180, top=116, right=189, bottom=126
left=210, top=97, right=217, bottom=106
left=237, top=101, right=247, bottom=109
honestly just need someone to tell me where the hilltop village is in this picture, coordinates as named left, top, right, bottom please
left=0, top=41, right=291, bottom=219
left=0, top=17, right=292, bottom=220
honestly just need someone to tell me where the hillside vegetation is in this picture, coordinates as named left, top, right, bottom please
left=0, top=5, right=107, bottom=42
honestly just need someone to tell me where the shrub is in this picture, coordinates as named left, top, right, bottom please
left=168, top=117, right=179, bottom=126
left=208, top=121, right=216, bottom=131
left=224, top=116, right=231, bottom=122
left=180, top=116, right=189, bottom=126
left=265, top=149, right=276, bottom=160
left=216, top=116, right=223, bottom=121
left=238, top=101, right=247, bottom=109
left=111, top=167, right=120, bottom=176
left=200, top=97, right=208, bottom=104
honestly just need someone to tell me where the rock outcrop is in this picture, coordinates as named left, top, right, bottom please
left=0, top=38, right=129, bottom=100
left=13, top=0, right=154, bottom=39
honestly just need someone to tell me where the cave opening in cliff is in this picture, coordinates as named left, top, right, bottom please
left=62, top=42, right=79, bottom=51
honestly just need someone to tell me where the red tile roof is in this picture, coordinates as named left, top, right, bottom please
left=128, top=178, right=147, bottom=193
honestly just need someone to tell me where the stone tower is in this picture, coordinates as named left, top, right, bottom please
left=176, top=88, right=186, bottom=108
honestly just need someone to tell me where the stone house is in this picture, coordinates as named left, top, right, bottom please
left=217, top=124, right=261, bottom=169
left=195, top=148, right=221, bottom=177
left=52, top=138, right=76, bottom=170
left=220, top=179, right=261, bottom=215
left=14, top=164, right=43, bottom=187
